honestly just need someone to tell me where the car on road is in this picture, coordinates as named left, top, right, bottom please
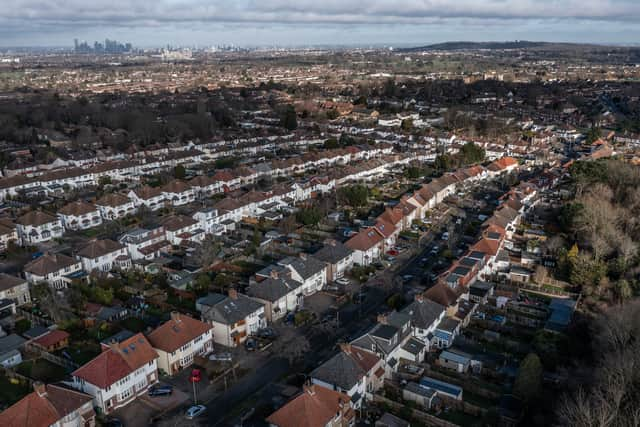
left=148, top=385, right=173, bottom=397
left=104, top=418, right=123, bottom=427
left=245, top=338, right=258, bottom=351
left=186, top=405, right=207, bottom=419
left=335, top=277, right=350, bottom=286
left=209, top=352, right=232, bottom=362
left=256, top=327, right=276, bottom=339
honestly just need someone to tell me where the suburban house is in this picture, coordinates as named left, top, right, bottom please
left=0, top=382, right=96, bottom=427
left=198, top=289, right=266, bottom=347
left=401, top=294, right=446, bottom=351
left=119, top=227, right=170, bottom=261
left=161, top=215, right=205, bottom=246
left=58, top=200, right=102, bottom=231
left=71, top=333, right=159, bottom=414
left=276, top=254, right=327, bottom=296
left=345, top=227, right=385, bottom=266
left=24, top=253, right=83, bottom=289
left=313, top=240, right=354, bottom=282
left=127, top=186, right=165, bottom=211
left=266, top=384, right=355, bottom=427
left=248, top=271, right=304, bottom=321
left=0, top=273, right=31, bottom=306
left=0, top=218, right=18, bottom=252
left=147, top=312, right=213, bottom=376
left=310, top=343, right=384, bottom=408
left=76, top=239, right=130, bottom=273
left=161, top=180, right=196, bottom=206
left=95, top=193, right=137, bottom=220
left=16, top=211, right=64, bottom=245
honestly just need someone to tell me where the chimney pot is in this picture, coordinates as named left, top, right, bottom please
left=415, top=293, right=424, bottom=303
left=228, top=289, right=238, bottom=300
left=339, top=343, right=352, bottom=354
left=171, top=311, right=181, bottom=322
left=377, top=314, right=388, bottom=325
left=33, top=382, right=46, bottom=397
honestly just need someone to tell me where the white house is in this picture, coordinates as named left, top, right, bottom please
left=58, top=200, right=102, bottom=231
left=147, top=312, right=213, bottom=376
left=119, top=227, right=170, bottom=261
left=401, top=295, right=446, bottom=351
left=198, top=290, right=266, bottom=348
left=71, top=333, right=158, bottom=414
left=95, top=193, right=137, bottom=220
left=16, top=211, right=64, bottom=246
left=345, top=227, right=385, bottom=266
left=76, top=239, right=130, bottom=273
left=127, top=186, right=165, bottom=211
left=247, top=271, right=304, bottom=321
left=23, top=253, right=83, bottom=289
left=313, top=241, right=354, bottom=282
left=276, top=254, right=327, bottom=296
left=161, top=215, right=205, bottom=246
left=0, top=273, right=31, bottom=306
left=161, top=180, right=195, bottom=206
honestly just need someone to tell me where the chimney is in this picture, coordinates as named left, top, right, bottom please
left=339, top=343, right=352, bottom=354
left=33, top=382, right=47, bottom=397
left=228, top=288, right=238, bottom=300
left=377, top=313, right=388, bottom=325
left=171, top=311, right=181, bottom=322
left=415, top=293, right=424, bottom=303
left=270, top=269, right=279, bottom=280
left=108, top=340, right=120, bottom=353
left=299, top=252, right=307, bottom=261
left=303, top=383, right=315, bottom=396
left=329, top=239, right=337, bottom=247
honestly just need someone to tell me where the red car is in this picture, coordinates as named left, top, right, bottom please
left=386, top=249, right=399, bottom=256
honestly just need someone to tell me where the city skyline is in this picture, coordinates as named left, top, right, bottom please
left=1, top=0, right=640, bottom=47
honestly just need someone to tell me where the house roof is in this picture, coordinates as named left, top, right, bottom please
left=16, top=211, right=58, bottom=227
left=278, top=255, right=326, bottom=280
left=132, top=185, right=163, bottom=200
left=77, top=239, right=124, bottom=259
left=248, top=275, right=303, bottom=302
left=72, top=333, right=157, bottom=389
left=162, top=180, right=191, bottom=194
left=0, top=273, right=26, bottom=292
left=24, top=253, right=78, bottom=277
left=401, top=298, right=445, bottom=329
left=58, top=200, right=98, bottom=217
left=313, top=241, right=353, bottom=264
left=95, top=192, right=131, bottom=207
left=345, top=227, right=384, bottom=252
left=0, top=384, right=93, bottom=427
left=266, top=385, right=353, bottom=427
left=201, top=293, right=264, bottom=325
left=424, top=282, right=465, bottom=307
left=147, top=313, right=212, bottom=353
left=33, top=330, right=69, bottom=348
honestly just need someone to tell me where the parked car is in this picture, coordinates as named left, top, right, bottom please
left=104, top=418, right=123, bottom=427
left=335, top=277, right=350, bottom=286
left=256, top=327, right=276, bottom=339
left=209, top=352, right=232, bottom=362
left=186, top=405, right=207, bottom=419
left=245, top=338, right=258, bottom=351
left=148, top=385, right=173, bottom=397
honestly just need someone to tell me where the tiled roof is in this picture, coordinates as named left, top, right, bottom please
left=72, top=333, right=157, bottom=389
left=24, top=253, right=78, bottom=276
left=95, top=192, right=131, bottom=207
left=0, top=273, right=26, bottom=292
left=0, top=384, right=93, bottom=427
left=33, top=330, right=69, bottom=348
left=58, top=200, right=98, bottom=216
left=16, top=211, right=58, bottom=227
left=147, top=313, right=212, bottom=353
left=266, top=385, right=353, bottom=427
left=345, top=227, right=384, bottom=252
left=77, top=239, right=124, bottom=259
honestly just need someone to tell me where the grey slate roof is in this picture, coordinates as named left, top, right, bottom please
left=314, top=242, right=353, bottom=264
left=247, top=275, right=303, bottom=302
left=402, top=337, right=426, bottom=356
left=311, top=351, right=365, bottom=391
left=278, top=255, right=326, bottom=280
left=0, top=334, right=26, bottom=353
left=401, top=299, right=445, bottom=330
left=405, top=381, right=437, bottom=398
left=201, top=293, right=264, bottom=325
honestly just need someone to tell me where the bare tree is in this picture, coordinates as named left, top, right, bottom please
left=271, top=325, right=311, bottom=365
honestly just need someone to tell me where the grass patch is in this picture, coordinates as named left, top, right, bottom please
left=16, top=359, right=68, bottom=383
left=0, top=375, right=31, bottom=407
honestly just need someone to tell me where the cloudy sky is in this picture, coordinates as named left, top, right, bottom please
left=2, top=0, right=640, bottom=48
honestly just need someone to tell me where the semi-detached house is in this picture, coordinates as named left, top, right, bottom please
left=198, top=289, right=266, bottom=347
left=345, top=227, right=385, bottom=266
left=76, top=239, right=131, bottom=273
left=119, top=227, right=170, bottom=261
left=16, top=211, right=64, bottom=246
left=95, top=193, right=137, bottom=220
left=313, top=241, right=354, bottom=282
left=24, top=253, right=83, bottom=290
left=147, top=312, right=213, bottom=376
left=248, top=270, right=304, bottom=322
left=161, top=180, right=195, bottom=206
left=58, top=200, right=102, bottom=231
left=71, top=333, right=158, bottom=414
left=127, top=186, right=165, bottom=211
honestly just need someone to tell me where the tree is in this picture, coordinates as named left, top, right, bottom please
left=401, top=118, right=413, bottom=131
left=193, top=236, right=221, bottom=269
left=513, top=353, right=543, bottom=404
left=194, top=273, right=212, bottom=293
left=326, top=109, right=339, bottom=120
left=615, top=279, right=633, bottom=302
left=174, top=164, right=186, bottom=179
left=323, top=137, right=339, bottom=149
left=296, top=207, right=322, bottom=227
left=271, top=325, right=311, bottom=365
left=280, top=105, right=297, bottom=130
left=459, top=142, right=485, bottom=165
left=338, top=185, right=369, bottom=208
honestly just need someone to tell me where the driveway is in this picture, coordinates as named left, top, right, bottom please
left=111, top=385, right=189, bottom=427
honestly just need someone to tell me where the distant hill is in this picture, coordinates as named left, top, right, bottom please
left=398, top=41, right=597, bottom=52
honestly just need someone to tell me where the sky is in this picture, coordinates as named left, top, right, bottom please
left=1, top=0, right=640, bottom=48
